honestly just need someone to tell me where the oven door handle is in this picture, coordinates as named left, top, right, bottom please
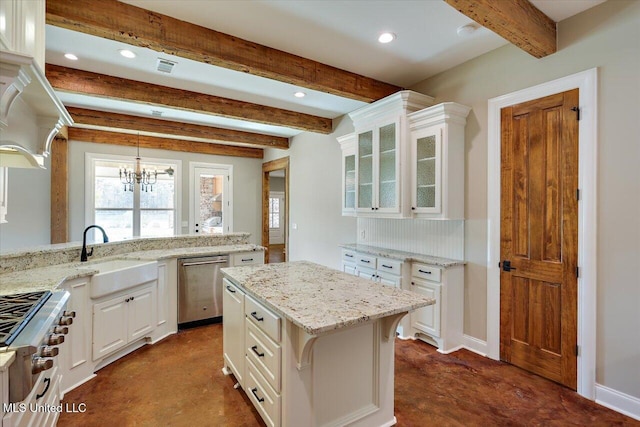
left=36, top=377, right=51, bottom=400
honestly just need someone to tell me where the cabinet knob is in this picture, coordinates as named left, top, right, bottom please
left=39, top=346, right=59, bottom=358
left=32, top=358, right=54, bottom=375
left=46, top=334, right=65, bottom=346
left=59, top=316, right=73, bottom=326
left=412, top=207, right=416, bottom=210
left=53, top=326, right=68, bottom=335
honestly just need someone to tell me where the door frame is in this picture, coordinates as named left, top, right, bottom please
left=188, top=162, right=233, bottom=234
left=487, top=68, right=598, bottom=399
left=262, top=157, right=289, bottom=262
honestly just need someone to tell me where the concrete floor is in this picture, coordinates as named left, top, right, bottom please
left=58, top=324, right=638, bottom=426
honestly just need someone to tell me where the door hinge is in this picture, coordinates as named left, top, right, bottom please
left=571, top=106, right=581, bottom=121
left=575, top=345, right=579, bottom=356
left=576, top=267, right=580, bottom=278
left=576, top=189, right=580, bottom=201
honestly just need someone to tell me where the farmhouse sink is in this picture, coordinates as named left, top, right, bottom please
left=87, top=259, right=158, bottom=299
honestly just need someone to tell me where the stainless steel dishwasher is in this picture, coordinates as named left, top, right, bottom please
left=178, top=255, right=229, bottom=326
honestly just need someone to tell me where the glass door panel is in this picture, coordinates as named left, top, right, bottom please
left=358, top=131, right=373, bottom=209
left=344, top=154, right=356, bottom=210
left=415, top=134, right=437, bottom=208
left=194, top=167, right=228, bottom=234
left=378, top=123, right=396, bottom=209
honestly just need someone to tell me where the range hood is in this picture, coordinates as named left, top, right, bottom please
left=0, top=50, right=73, bottom=169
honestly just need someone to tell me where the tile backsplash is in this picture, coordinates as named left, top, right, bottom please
left=357, top=218, right=464, bottom=260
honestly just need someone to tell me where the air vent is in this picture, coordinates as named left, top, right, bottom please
left=156, top=58, right=177, bottom=73
left=151, top=110, right=163, bottom=117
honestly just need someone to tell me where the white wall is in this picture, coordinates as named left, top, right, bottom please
left=264, top=116, right=357, bottom=270
left=67, top=140, right=263, bottom=244
left=410, top=0, right=640, bottom=400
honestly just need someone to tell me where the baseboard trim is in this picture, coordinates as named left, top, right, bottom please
left=595, top=384, right=640, bottom=421
left=462, top=334, right=488, bottom=357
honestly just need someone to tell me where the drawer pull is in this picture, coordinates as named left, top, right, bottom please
left=242, top=258, right=254, bottom=262
left=251, top=311, right=264, bottom=322
left=360, top=259, right=370, bottom=263
left=226, top=285, right=236, bottom=293
left=382, top=264, right=393, bottom=269
left=251, top=387, right=265, bottom=403
left=36, top=377, right=51, bottom=400
left=251, top=345, right=265, bottom=358
left=418, top=269, right=432, bottom=275
left=345, top=254, right=354, bottom=258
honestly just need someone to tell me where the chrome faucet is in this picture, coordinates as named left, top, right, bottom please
left=81, top=225, right=109, bottom=262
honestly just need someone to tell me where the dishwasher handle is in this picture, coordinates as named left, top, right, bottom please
left=180, top=259, right=228, bottom=267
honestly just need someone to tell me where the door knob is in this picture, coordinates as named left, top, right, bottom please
left=501, top=260, right=516, bottom=272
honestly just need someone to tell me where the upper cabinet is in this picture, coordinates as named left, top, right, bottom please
left=0, top=0, right=46, bottom=69
left=338, top=91, right=470, bottom=219
left=346, top=90, right=435, bottom=218
left=408, top=103, right=471, bottom=219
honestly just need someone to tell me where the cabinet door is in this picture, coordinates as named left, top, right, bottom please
left=411, top=125, right=442, bottom=214
left=377, top=122, right=399, bottom=212
left=343, top=153, right=356, bottom=214
left=223, top=279, right=245, bottom=385
left=410, top=279, right=441, bottom=337
left=377, top=272, right=401, bottom=288
left=93, top=297, right=128, bottom=360
left=356, top=267, right=376, bottom=281
left=128, top=285, right=156, bottom=343
left=357, top=130, right=374, bottom=210
left=343, top=263, right=357, bottom=276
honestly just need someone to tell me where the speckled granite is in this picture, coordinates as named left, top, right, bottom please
left=339, top=243, right=465, bottom=267
left=0, top=233, right=253, bottom=274
left=0, top=243, right=263, bottom=296
left=222, top=261, right=435, bottom=336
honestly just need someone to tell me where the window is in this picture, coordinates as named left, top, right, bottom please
left=87, top=154, right=179, bottom=241
left=269, top=197, right=280, bottom=229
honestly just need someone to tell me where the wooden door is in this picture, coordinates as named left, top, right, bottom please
left=500, top=89, right=579, bottom=389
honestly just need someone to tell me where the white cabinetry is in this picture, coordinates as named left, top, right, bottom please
left=342, top=90, right=434, bottom=218
left=231, top=251, right=264, bottom=266
left=342, top=249, right=404, bottom=288
left=223, top=278, right=245, bottom=385
left=341, top=249, right=357, bottom=275
left=151, top=259, right=177, bottom=343
left=337, top=133, right=356, bottom=216
left=60, top=277, right=92, bottom=394
left=408, top=103, right=471, bottom=219
left=408, top=263, right=464, bottom=353
left=92, top=284, right=156, bottom=361
left=0, top=167, right=7, bottom=223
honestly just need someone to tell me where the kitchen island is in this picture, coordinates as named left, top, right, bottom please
left=221, top=261, right=434, bottom=427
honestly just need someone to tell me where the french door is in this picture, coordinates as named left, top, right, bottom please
left=191, top=165, right=231, bottom=234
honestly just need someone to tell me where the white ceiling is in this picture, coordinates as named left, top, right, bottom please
left=45, top=0, right=607, bottom=140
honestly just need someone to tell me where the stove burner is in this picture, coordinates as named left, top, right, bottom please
left=0, top=291, right=52, bottom=347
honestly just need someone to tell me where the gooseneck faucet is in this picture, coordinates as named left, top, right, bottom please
left=81, top=225, right=109, bottom=262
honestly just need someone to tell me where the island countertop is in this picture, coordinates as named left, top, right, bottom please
left=221, top=260, right=434, bottom=336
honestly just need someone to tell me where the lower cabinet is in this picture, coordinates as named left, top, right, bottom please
left=60, top=277, right=92, bottom=394
left=342, top=249, right=403, bottom=288
left=222, top=278, right=245, bottom=385
left=231, top=251, right=265, bottom=266
left=92, top=283, right=157, bottom=361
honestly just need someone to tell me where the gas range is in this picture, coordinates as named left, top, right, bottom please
left=0, top=290, right=74, bottom=404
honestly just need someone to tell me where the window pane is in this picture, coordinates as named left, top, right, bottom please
left=95, top=210, right=133, bottom=241
left=141, top=176, right=175, bottom=209
left=95, top=161, right=133, bottom=209
left=141, top=210, right=175, bottom=237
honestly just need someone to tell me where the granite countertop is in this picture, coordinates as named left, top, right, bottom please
left=221, top=261, right=434, bottom=336
left=0, top=244, right=262, bottom=296
left=339, top=243, right=465, bottom=268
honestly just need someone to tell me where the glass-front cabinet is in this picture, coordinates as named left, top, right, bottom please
left=338, top=133, right=357, bottom=215
left=411, top=125, right=442, bottom=214
left=356, top=122, right=400, bottom=214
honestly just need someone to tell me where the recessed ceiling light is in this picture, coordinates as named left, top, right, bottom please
left=378, top=32, right=396, bottom=44
left=64, top=53, right=78, bottom=61
left=294, top=91, right=306, bottom=98
left=119, top=49, right=136, bottom=59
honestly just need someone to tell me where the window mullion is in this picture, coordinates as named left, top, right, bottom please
left=133, top=182, right=141, bottom=236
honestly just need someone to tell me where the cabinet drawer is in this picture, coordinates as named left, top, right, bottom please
left=246, top=359, right=281, bottom=427
left=246, top=320, right=281, bottom=392
left=356, top=254, right=377, bottom=269
left=377, top=257, right=402, bottom=276
left=412, top=264, right=442, bottom=283
left=245, top=294, right=281, bottom=343
left=231, top=252, right=264, bottom=266
left=342, top=249, right=357, bottom=263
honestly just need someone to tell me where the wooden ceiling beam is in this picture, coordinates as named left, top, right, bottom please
left=46, top=0, right=401, bottom=103
left=68, top=128, right=263, bottom=159
left=46, top=64, right=332, bottom=134
left=67, top=107, right=289, bottom=149
left=444, top=0, right=556, bottom=58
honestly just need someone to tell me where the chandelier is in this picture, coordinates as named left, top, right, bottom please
left=119, top=134, right=174, bottom=192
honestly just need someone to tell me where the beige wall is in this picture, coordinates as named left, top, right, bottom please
left=410, top=0, right=640, bottom=398
left=264, top=116, right=357, bottom=270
